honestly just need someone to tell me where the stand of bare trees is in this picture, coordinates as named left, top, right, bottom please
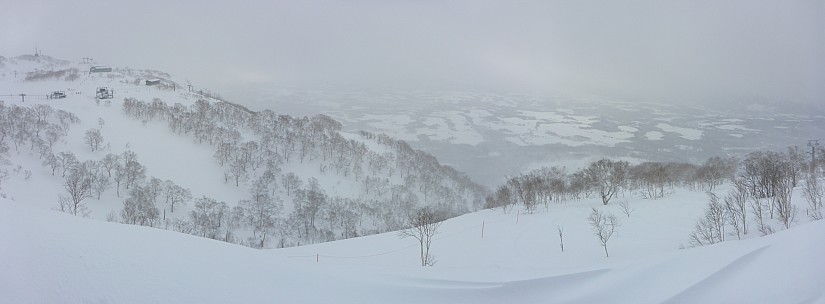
left=690, top=148, right=811, bottom=246
left=485, top=157, right=738, bottom=211
left=119, top=97, right=486, bottom=247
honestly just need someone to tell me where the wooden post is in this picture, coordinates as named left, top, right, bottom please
left=481, top=221, right=485, bottom=239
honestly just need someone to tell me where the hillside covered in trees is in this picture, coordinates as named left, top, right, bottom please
left=0, top=54, right=485, bottom=248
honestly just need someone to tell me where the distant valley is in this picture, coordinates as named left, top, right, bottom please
left=227, top=87, right=825, bottom=187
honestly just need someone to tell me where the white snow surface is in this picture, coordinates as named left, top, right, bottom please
left=2, top=197, right=825, bottom=304
left=656, top=123, right=703, bottom=140
left=644, top=131, right=665, bottom=141
left=3, top=55, right=825, bottom=304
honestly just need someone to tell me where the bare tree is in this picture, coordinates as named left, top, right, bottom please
left=213, top=142, right=236, bottom=166
left=584, top=159, right=629, bottom=205
left=121, top=185, right=160, bottom=227
left=91, top=170, right=110, bottom=199
left=588, top=208, right=619, bottom=257
left=282, top=172, right=302, bottom=196
left=44, top=125, right=62, bottom=149
left=56, top=193, right=90, bottom=217
left=147, top=177, right=165, bottom=205
left=84, top=128, right=103, bottom=151
left=62, top=167, right=93, bottom=216
left=618, top=200, right=634, bottom=217
left=239, top=193, right=282, bottom=248
left=163, top=180, right=192, bottom=213
left=751, top=197, right=774, bottom=236
left=113, top=162, right=125, bottom=197
left=228, top=156, right=249, bottom=187
left=494, top=184, right=516, bottom=213
left=507, top=174, right=541, bottom=213
left=293, top=178, right=327, bottom=239
left=689, top=192, right=728, bottom=247
left=557, top=225, right=564, bottom=252
left=56, top=151, right=78, bottom=177
left=190, top=196, right=229, bottom=239
left=775, top=160, right=797, bottom=229
left=724, top=179, right=749, bottom=239
left=696, top=156, right=734, bottom=191
left=100, top=153, right=119, bottom=178
left=32, top=104, right=54, bottom=126
left=631, top=162, right=669, bottom=199
left=121, top=150, right=145, bottom=190
left=42, top=153, right=60, bottom=176
left=399, top=207, right=445, bottom=266
left=803, top=175, right=824, bottom=220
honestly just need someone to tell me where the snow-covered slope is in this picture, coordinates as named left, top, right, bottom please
left=0, top=54, right=485, bottom=248
left=2, top=196, right=823, bottom=304
left=2, top=54, right=824, bottom=304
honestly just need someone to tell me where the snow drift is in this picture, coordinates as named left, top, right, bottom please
left=2, top=200, right=823, bottom=304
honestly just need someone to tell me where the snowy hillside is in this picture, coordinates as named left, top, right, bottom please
left=2, top=193, right=824, bottom=303
left=0, top=54, right=485, bottom=248
left=2, top=53, right=824, bottom=303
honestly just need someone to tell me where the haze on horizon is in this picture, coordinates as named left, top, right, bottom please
left=2, top=0, right=823, bottom=106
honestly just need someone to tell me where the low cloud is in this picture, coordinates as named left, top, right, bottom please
left=2, top=0, right=822, bottom=105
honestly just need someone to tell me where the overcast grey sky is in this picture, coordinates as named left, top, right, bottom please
left=2, top=0, right=823, bottom=104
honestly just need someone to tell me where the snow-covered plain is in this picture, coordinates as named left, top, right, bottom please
left=226, top=87, right=825, bottom=187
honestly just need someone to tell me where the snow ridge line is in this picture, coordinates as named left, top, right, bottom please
left=285, top=243, right=417, bottom=259
left=285, top=217, right=514, bottom=259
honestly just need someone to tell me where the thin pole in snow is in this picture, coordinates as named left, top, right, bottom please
left=316, top=254, right=319, bottom=263
left=517, top=210, right=520, bottom=224
left=482, top=221, right=485, bottom=239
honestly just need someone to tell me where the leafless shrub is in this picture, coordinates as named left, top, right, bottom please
left=557, top=225, right=564, bottom=252
left=689, top=192, right=727, bottom=247
left=106, top=210, right=118, bottom=222
left=803, top=175, right=823, bottom=220
left=751, top=198, right=774, bottom=236
left=618, top=200, right=634, bottom=217
left=588, top=208, right=619, bottom=257
left=724, top=179, right=750, bottom=239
